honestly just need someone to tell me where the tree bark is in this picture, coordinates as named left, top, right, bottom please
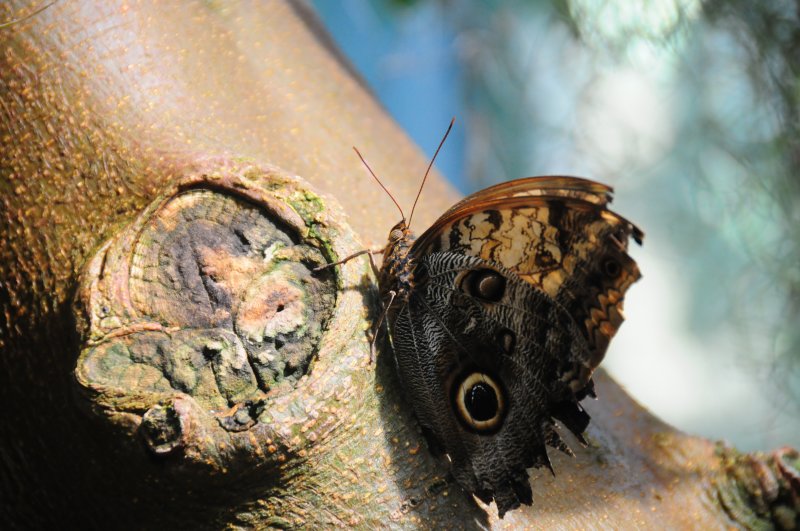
left=1, top=1, right=797, bottom=529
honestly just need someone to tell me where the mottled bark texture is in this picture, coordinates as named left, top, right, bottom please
left=0, top=1, right=797, bottom=529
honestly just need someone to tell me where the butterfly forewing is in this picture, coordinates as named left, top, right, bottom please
left=413, top=178, right=642, bottom=389
left=433, top=175, right=614, bottom=223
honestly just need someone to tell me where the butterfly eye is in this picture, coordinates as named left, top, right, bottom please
left=603, top=257, right=622, bottom=278
left=389, top=228, right=404, bottom=241
left=460, top=269, right=506, bottom=302
left=454, top=372, right=506, bottom=432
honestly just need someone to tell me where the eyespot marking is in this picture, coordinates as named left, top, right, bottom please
left=454, top=372, right=506, bottom=432
left=603, top=257, right=622, bottom=278
left=459, top=268, right=506, bottom=302
left=497, top=328, right=515, bottom=355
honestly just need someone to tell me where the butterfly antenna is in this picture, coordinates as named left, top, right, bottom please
left=353, top=146, right=405, bottom=220
left=407, top=117, right=455, bottom=229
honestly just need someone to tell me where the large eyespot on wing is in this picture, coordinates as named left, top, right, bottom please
left=393, top=250, right=597, bottom=518
left=453, top=371, right=506, bottom=432
left=456, top=268, right=507, bottom=303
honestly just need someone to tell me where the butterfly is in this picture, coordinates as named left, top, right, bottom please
left=320, top=120, right=642, bottom=517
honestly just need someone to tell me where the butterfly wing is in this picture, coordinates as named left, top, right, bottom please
left=383, top=176, right=641, bottom=515
left=431, top=175, right=615, bottom=223
left=413, top=176, right=642, bottom=393
left=391, top=252, right=593, bottom=516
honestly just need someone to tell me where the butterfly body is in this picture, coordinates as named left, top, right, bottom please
left=377, top=176, right=642, bottom=517
left=379, top=221, right=417, bottom=302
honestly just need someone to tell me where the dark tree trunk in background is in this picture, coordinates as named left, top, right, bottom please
left=0, top=1, right=796, bottom=528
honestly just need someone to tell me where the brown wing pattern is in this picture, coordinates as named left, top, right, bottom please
left=413, top=177, right=642, bottom=390
left=430, top=175, right=614, bottom=224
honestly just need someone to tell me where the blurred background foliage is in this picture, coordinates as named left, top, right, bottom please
left=311, top=0, right=800, bottom=451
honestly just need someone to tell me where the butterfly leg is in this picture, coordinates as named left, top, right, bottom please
left=313, top=247, right=385, bottom=276
left=365, top=248, right=381, bottom=278
left=368, top=289, right=396, bottom=363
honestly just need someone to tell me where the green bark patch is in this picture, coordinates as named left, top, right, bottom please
left=714, top=443, right=800, bottom=529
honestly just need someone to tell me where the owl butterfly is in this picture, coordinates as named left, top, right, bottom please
left=324, top=120, right=643, bottom=517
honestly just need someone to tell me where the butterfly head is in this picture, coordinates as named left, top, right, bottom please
left=388, top=220, right=411, bottom=243
left=384, top=219, right=416, bottom=258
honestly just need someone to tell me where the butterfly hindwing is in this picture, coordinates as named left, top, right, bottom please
left=390, top=251, right=592, bottom=517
